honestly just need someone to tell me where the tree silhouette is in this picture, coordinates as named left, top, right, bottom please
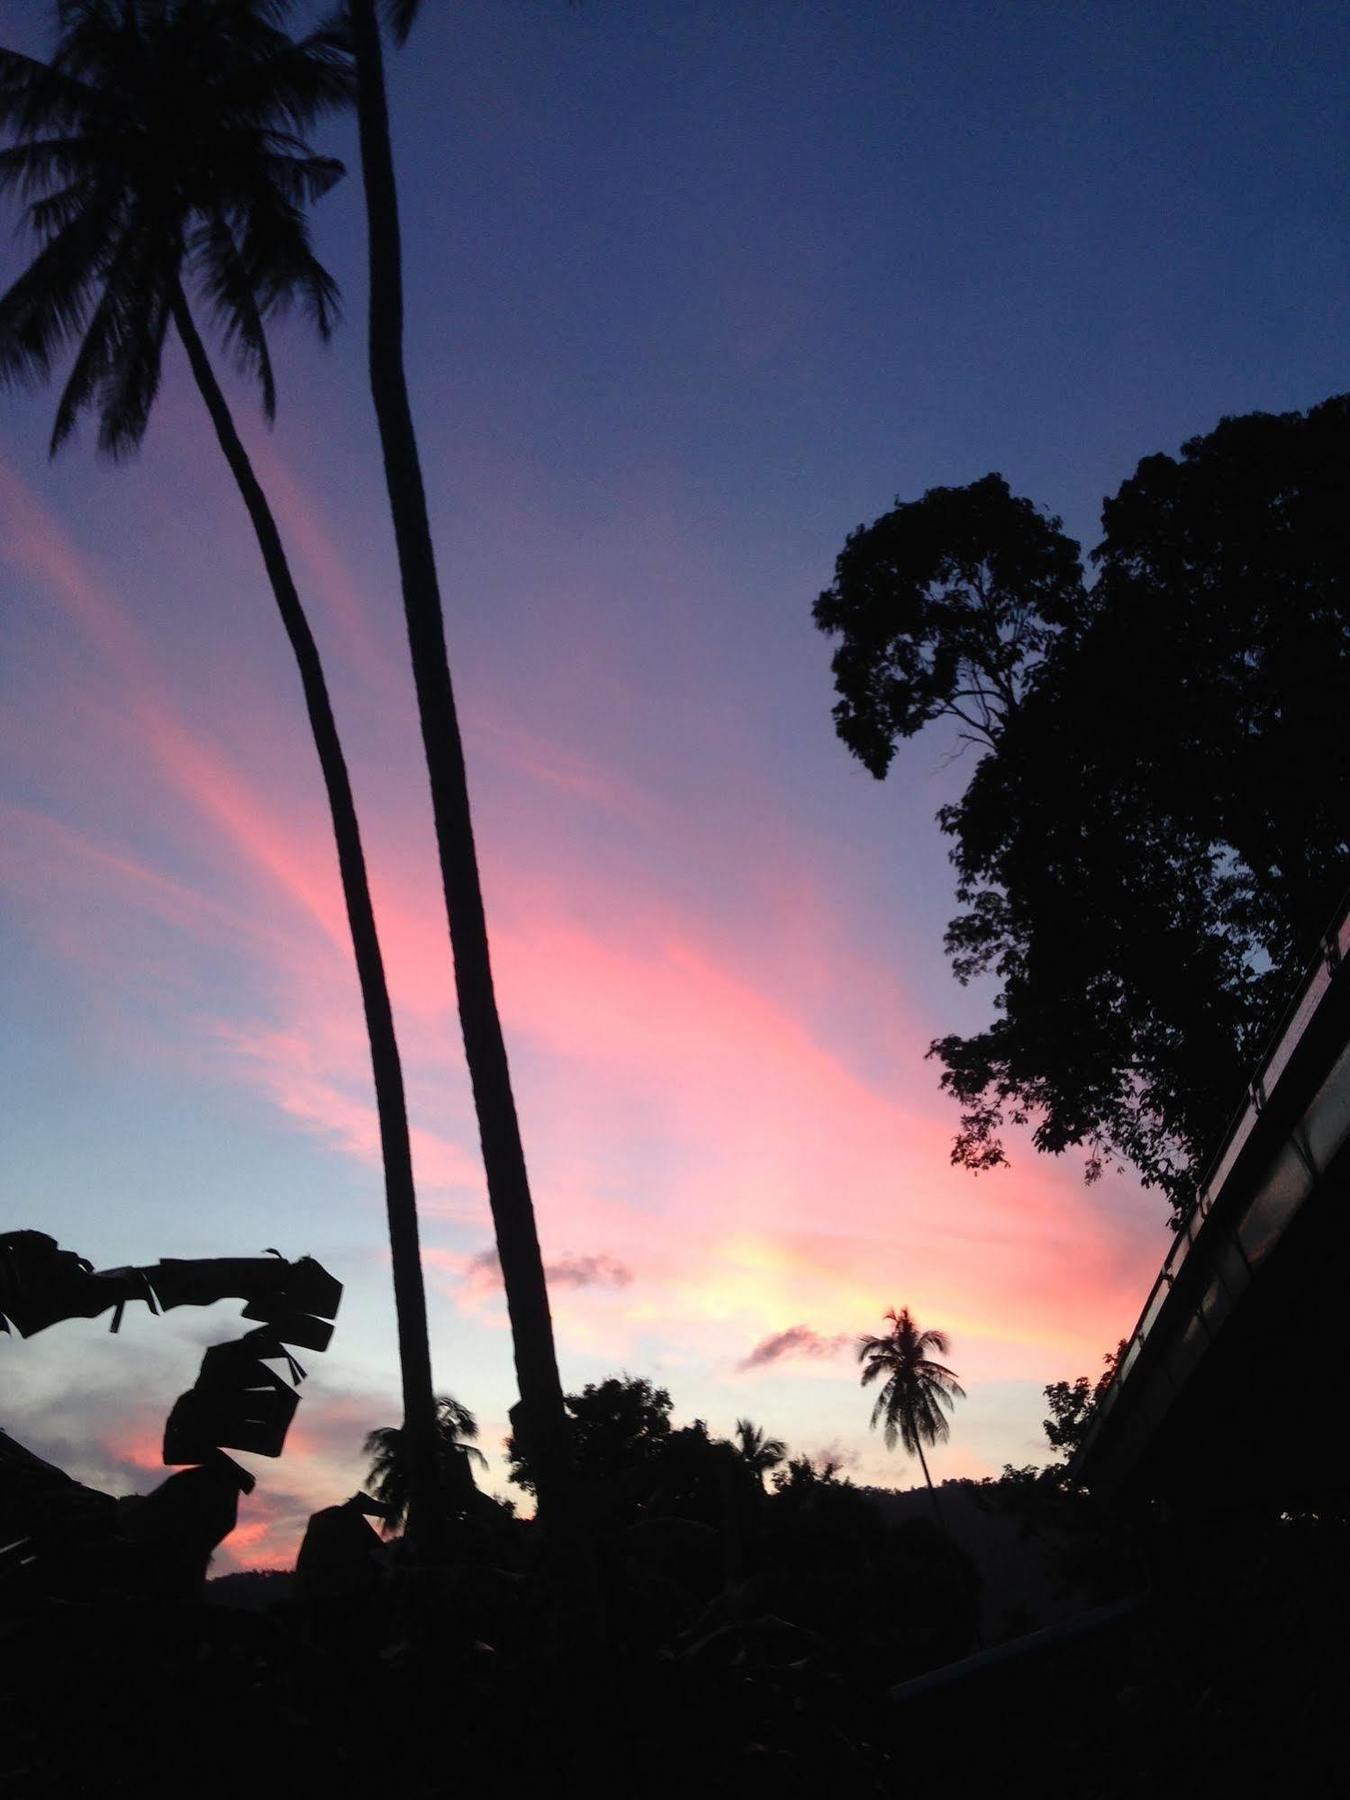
left=816, top=402, right=1350, bottom=1212
left=814, top=472, right=1081, bottom=771
left=1043, top=1342, right=1125, bottom=1461
left=0, top=1, right=443, bottom=1549
left=342, top=0, right=577, bottom=1546
left=506, top=1375, right=673, bottom=1502
left=734, top=1417, right=786, bottom=1492
left=858, top=1307, right=965, bottom=1523
left=364, top=1394, right=488, bottom=1535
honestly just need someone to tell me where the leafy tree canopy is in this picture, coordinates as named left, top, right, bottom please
left=816, top=398, right=1350, bottom=1215
left=772, top=1452, right=848, bottom=1496
left=651, top=1419, right=755, bottom=1524
left=506, top=1373, right=673, bottom=1498
left=1042, top=1343, right=1124, bottom=1461
left=812, top=472, right=1082, bottom=771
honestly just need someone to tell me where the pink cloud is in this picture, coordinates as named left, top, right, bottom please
left=136, top=709, right=350, bottom=952
left=0, top=801, right=264, bottom=959
left=0, top=439, right=1164, bottom=1460
left=102, top=1428, right=165, bottom=1475
left=224, top=1023, right=484, bottom=1207
left=0, top=462, right=478, bottom=1197
left=738, top=1323, right=850, bottom=1371
left=0, top=458, right=152, bottom=677
left=214, top=1484, right=316, bottom=1572
left=246, top=436, right=405, bottom=701
left=428, top=1243, right=634, bottom=1308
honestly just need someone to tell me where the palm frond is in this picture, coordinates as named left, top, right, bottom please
left=0, top=192, right=120, bottom=389
left=1, top=0, right=346, bottom=454
left=212, top=23, right=355, bottom=128
left=237, top=187, right=341, bottom=339
left=47, top=214, right=168, bottom=457
left=255, top=149, right=345, bottom=208
left=0, top=138, right=102, bottom=202
left=0, top=46, right=98, bottom=138
left=189, top=208, right=278, bottom=418
left=26, top=176, right=110, bottom=239
left=382, top=0, right=423, bottom=48
left=95, top=262, right=171, bottom=458
left=361, top=1393, right=485, bottom=1531
left=46, top=285, right=114, bottom=450
left=858, top=1306, right=965, bottom=1463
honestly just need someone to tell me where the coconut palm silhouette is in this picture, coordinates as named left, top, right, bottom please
left=0, top=0, right=443, bottom=1548
left=342, top=0, right=575, bottom=1539
left=734, top=1417, right=787, bottom=1492
left=858, top=1307, right=965, bottom=1524
left=364, top=1395, right=488, bottom=1535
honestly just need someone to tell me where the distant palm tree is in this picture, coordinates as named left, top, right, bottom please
left=734, top=1417, right=786, bottom=1492
left=0, top=1, right=443, bottom=1548
left=858, top=1307, right=965, bottom=1524
left=364, top=1395, right=487, bottom=1535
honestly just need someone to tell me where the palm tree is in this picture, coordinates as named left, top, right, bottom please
left=858, top=1307, right=966, bottom=1525
left=0, top=0, right=443, bottom=1552
left=734, top=1417, right=786, bottom=1492
left=364, top=1394, right=486, bottom=1535
left=344, top=0, right=574, bottom=1535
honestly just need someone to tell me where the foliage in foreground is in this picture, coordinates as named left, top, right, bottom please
left=1042, top=1342, right=1126, bottom=1461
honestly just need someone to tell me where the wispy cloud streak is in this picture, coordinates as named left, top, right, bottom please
left=738, top=1323, right=851, bottom=1371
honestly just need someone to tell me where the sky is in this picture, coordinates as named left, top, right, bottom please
left=2, top=0, right=1347, bottom=1570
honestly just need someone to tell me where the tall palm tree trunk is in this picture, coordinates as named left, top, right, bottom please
left=914, top=1440, right=946, bottom=1530
left=169, top=287, right=442, bottom=1557
left=347, top=0, right=574, bottom=1539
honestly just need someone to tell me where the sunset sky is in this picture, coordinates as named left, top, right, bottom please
left=3, top=0, right=1347, bottom=1569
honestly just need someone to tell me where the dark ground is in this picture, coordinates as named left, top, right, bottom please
left=2, top=1510, right=1345, bottom=1798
